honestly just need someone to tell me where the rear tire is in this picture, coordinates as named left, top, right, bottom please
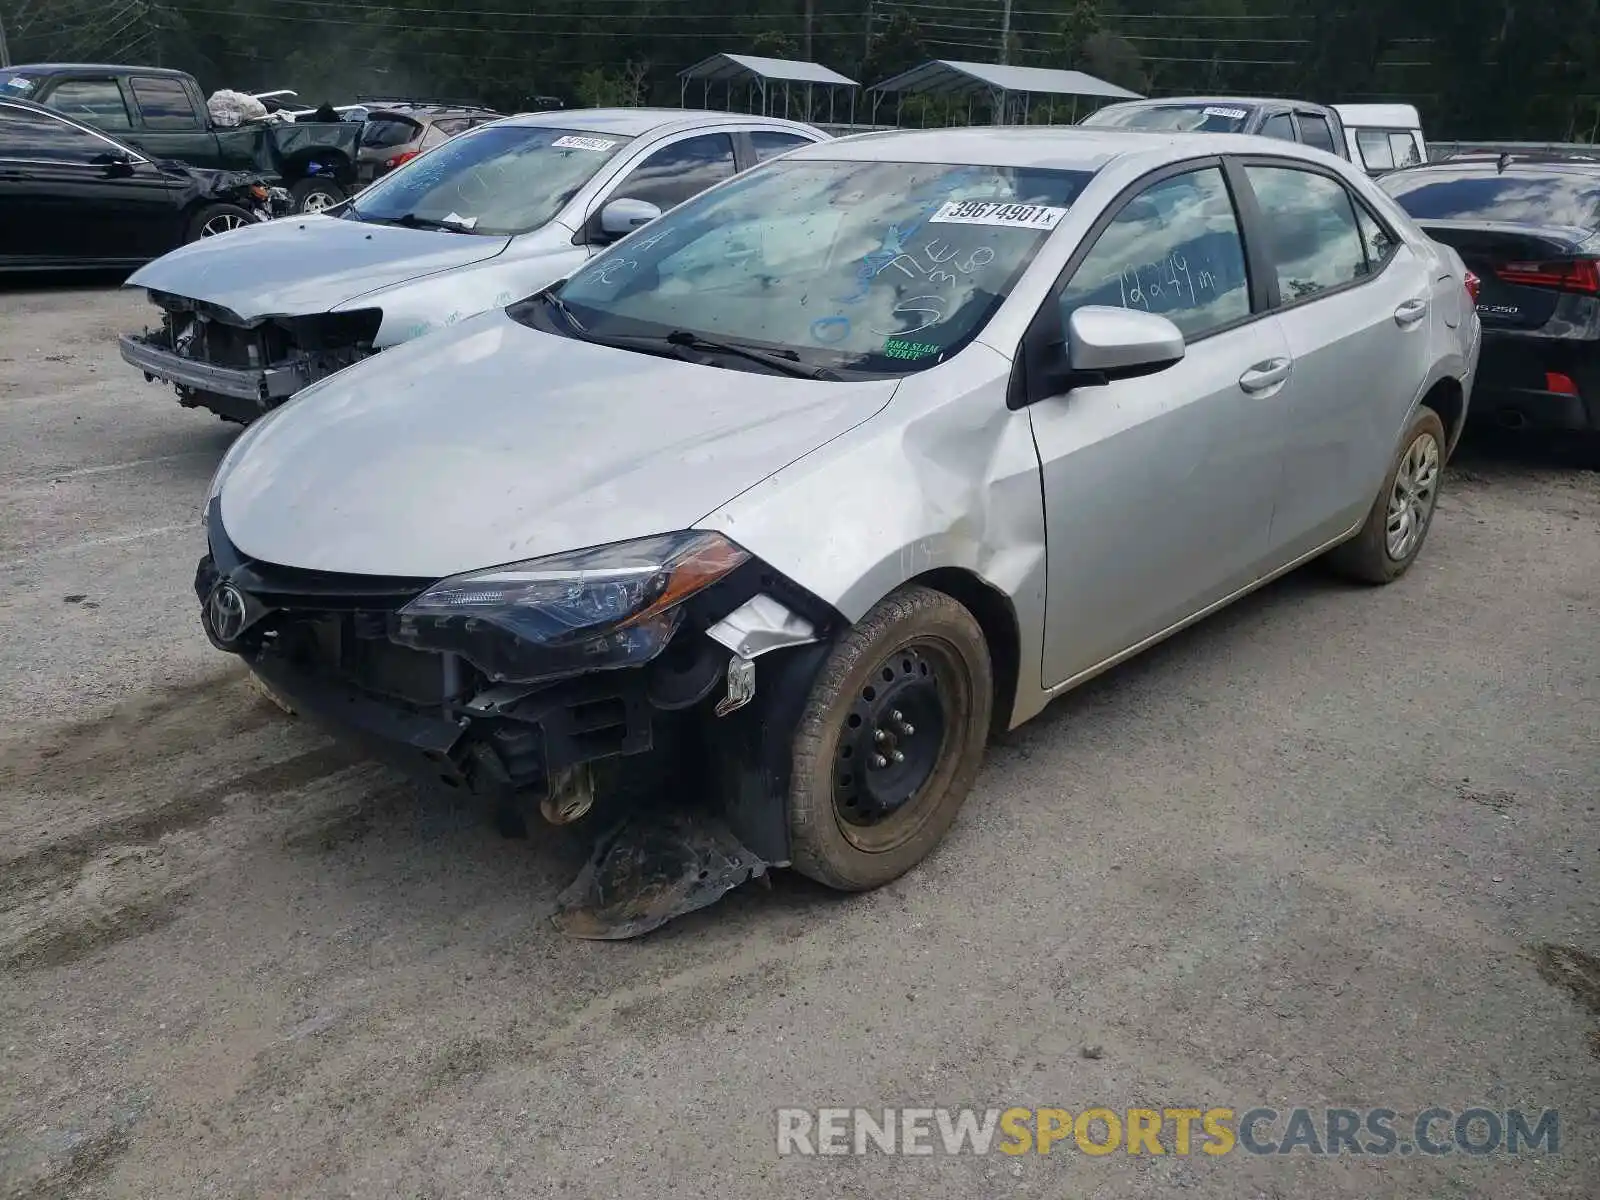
left=788, top=585, right=992, bottom=891
left=1328, top=406, right=1446, bottom=584
left=291, top=178, right=347, bottom=214
left=186, top=203, right=256, bottom=243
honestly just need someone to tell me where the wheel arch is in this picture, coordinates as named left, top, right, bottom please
left=1421, top=375, right=1466, bottom=458
left=906, top=566, right=1021, bottom=742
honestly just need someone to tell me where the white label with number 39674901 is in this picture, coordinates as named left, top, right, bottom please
left=551, top=135, right=617, bottom=151
left=928, top=200, right=1068, bottom=230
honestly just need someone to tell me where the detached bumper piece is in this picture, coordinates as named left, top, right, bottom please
left=196, top=509, right=840, bottom=937
left=120, top=333, right=304, bottom=420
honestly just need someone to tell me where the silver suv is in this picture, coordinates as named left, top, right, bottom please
left=356, top=102, right=503, bottom=183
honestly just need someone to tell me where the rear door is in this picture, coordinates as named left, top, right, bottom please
left=1293, top=110, right=1343, bottom=159
left=1235, top=159, right=1435, bottom=560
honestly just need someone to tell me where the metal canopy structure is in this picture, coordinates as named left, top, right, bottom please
left=680, top=53, right=859, bottom=126
left=868, top=59, right=1142, bottom=126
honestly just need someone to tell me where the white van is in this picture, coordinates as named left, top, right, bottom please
left=1334, top=104, right=1428, bottom=174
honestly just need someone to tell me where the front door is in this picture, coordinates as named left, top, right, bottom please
left=1029, top=163, right=1290, bottom=687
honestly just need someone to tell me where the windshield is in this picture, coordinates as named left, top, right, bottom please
left=537, top=158, right=1092, bottom=376
left=345, top=124, right=631, bottom=235
left=1083, top=103, right=1253, bottom=133
left=1381, top=169, right=1600, bottom=229
left=0, top=70, right=39, bottom=98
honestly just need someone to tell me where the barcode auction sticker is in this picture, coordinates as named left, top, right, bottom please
left=1203, top=106, right=1249, bottom=120
left=552, top=135, right=617, bottom=151
left=928, top=200, right=1067, bottom=230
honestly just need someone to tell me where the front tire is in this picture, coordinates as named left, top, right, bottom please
left=1328, top=406, right=1446, bottom=584
left=290, top=177, right=347, bottom=214
left=186, top=203, right=257, bottom=243
left=788, top=585, right=993, bottom=891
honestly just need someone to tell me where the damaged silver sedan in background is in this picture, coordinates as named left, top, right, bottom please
left=118, top=107, right=825, bottom=423
left=194, top=127, right=1479, bottom=936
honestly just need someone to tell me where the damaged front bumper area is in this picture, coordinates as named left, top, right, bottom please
left=121, top=294, right=380, bottom=423
left=195, top=505, right=840, bottom=937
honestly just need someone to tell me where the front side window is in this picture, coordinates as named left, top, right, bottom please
left=538, top=159, right=1092, bottom=376
left=344, top=124, right=632, bottom=235
left=45, top=79, right=131, bottom=130
left=1082, top=102, right=1252, bottom=133
left=1296, top=113, right=1338, bottom=155
left=130, top=76, right=199, bottom=128
left=1260, top=113, right=1295, bottom=142
left=1244, top=165, right=1368, bottom=302
left=1058, top=167, right=1251, bottom=341
left=0, top=105, right=109, bottom=163
left=750, top=130, right=814, bottom=162
left=607, top=133, right=737, bottom=212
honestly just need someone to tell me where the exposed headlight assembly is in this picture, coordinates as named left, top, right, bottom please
left=391, top=531, right=750, bottom=684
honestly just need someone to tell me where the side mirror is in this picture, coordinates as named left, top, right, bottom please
left=598, top=197, right=662, bottom=240
left=90, top=149, right=135, bottom=174
left=1055, top=305, right=1185, bottom=388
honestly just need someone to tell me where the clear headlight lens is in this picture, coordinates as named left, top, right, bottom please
left=391, top=531, right=750, bottom=683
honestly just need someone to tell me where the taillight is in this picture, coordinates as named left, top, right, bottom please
left=384, top=150, right=419, bottom=170
left=1463, top=270, right=1481, bottom=304
left=1495, top=259, right=1600, bottom=295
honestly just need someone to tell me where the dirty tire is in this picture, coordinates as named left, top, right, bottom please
left=1328, top=406, right=1447, bottom=584
left=290, top=178, right=347, bottom=214
left=788, top=585, right=992, bottom=891
left=186, top=203, right=257, bottom=243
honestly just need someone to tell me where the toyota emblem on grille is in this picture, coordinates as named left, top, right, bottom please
left=206, top=582, right=249, bottom=644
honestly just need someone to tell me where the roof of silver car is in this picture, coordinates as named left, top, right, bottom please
left=497, top=107, right=822, bottom=137
left=788, top=125, right=1315, bottom=171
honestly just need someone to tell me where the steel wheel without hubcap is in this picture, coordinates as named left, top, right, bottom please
left=201, top=212, right=250, bottom=237
left=1385, top=430, right=1440, bottom=561
left=830, top=640, right=962, bottom=854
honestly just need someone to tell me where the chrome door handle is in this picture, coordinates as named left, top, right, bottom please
left=1394, top=298, right=1429, bottom=327
left=1239, top=358, right=1292, bottom=393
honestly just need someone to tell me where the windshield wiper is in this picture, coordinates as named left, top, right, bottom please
left=663, top=330, right=836, bottom=380
left=366, top=212, right=478, bottom=233
left=540, top=289, right=585, bottom=331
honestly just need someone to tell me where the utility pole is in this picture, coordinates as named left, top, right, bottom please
left=803, top=0, right=813, bottom=60
left=0, top=13, right=11, bottom=69
left=999, top=0, right=1012, bottom=64
left=862, top=0, right=874, bottom=61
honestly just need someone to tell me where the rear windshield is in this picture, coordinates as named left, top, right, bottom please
left=360, top=115, right=423, bottom=148
left=1082, top=102, right=1254, bottom=133
left=1381, top=169, right=1600, bottom=229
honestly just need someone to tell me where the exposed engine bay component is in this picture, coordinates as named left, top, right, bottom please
left=550, top=811, right=769, bottom=940
left=715, top=655, right=757, bottom=717
left=121, top=297, right=382, bottom=424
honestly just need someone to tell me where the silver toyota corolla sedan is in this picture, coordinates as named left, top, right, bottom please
left=195, top=126, right=1480, bottom=936
left=117, top=107, right=826, bottom=423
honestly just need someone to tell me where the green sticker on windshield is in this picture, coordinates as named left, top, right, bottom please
left=883, top=338, right=940, bottom=360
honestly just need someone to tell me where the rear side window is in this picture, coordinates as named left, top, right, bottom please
left=1244, top=165, right=1368, bottom=301
left=130, top=76, right=199, bottom=128
left=1260, top=113, right=1295, bottom=142
left=45, top=79, right=132, bottom=130
left=1388, top=133, right=1422, bottom=168
left=749, top=130, right=813, bottom=162
left=1354, top=203, right=1399, bottom=272
left=1058, top=166, right=1252, bottom=340
left=1381, top=170, right=1600, bottom=229
left=1296, top=113, right=1338, bottom=155
left=0, top=105, right=110, bottom=163
left=360, top=115, right=422, bottom=148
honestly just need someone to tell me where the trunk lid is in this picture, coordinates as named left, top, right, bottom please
left=1417, top=219, right=1596, bottom=331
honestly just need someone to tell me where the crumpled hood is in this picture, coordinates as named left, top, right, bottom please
left=219, top=309, right=898, bottom=578
left=127, top=214, right=511, bottom=319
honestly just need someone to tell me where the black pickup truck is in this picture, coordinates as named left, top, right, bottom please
left=0, top=63, right=360, bottom=211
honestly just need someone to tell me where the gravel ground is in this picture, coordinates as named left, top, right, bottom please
left=1, top=282, right=1596, bottom=1199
